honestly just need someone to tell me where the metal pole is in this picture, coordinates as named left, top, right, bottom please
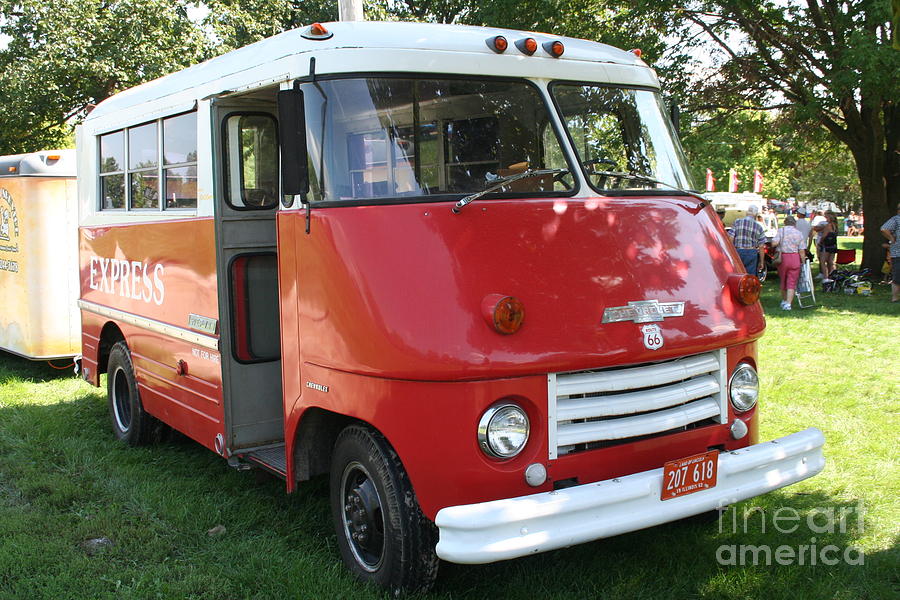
left=338, top=0, right=365, bottom=21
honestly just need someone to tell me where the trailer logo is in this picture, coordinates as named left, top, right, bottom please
left=641, top=324, right=664, bottom=350
left=602, top=300, right=685, bottom=324
left=0, top=188, right=19, bottom=243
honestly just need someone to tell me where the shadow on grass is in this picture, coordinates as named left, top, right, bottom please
left=760, top=278, right=898, bottom=317
left=0, top=350, right=79, bottom=383
left=1, top=379, right=895, bottom=599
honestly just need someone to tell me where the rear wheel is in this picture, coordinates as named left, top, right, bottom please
left=330, top=425, right=438, bottom=593
left=107, top=341, right=160, bottom=446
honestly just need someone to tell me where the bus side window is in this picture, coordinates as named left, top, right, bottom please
left=223, top=114, right=279, bottom=209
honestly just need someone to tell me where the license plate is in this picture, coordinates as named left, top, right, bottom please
left=661, top=450, right=719, bottom=500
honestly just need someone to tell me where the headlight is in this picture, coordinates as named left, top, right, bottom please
left=478, top=403, right=530, bottom=458
left=729, top=363, right=759, bottom=412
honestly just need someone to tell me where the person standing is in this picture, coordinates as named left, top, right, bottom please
left=811, top=209, right=828, bottom=278
left=762, top=206, right=778, bottom=232
left=730, top=205, right=766, bottom=276
left=771, top=215, right=807, bottom=310
left=819, top=212, right=839, bottom=282
left=794, top=208, right=813, bottom=248
left=880, top=204, right=900, bottom=302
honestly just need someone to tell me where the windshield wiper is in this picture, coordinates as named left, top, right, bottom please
left=451, top=168, right=568, bottom=214
left=588, top=170, right=707, bottom=209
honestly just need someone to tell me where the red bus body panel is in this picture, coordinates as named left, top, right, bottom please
left=278, top=196, right=765, bottom=518
left=79, top=218, right=224, bottom=451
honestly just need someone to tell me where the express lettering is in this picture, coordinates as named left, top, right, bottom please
left=88, top=256, right=165, bottom=305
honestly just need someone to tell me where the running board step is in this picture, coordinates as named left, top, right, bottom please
left=243, top=444, right=287, bottom=478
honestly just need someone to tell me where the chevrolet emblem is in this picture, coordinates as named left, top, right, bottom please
left=602, top=300, right=685, bottom=324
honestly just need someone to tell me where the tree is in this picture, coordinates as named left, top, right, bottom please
left=0, top=0, right=212, bottom=154
left=202, top=0, right=336, bottom=51
left=683, top=109, right=793, bottom=198
left=641, top=0, right=899, bottom=273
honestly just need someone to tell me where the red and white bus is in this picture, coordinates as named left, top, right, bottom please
left=76, top=21, right=825, bottom=592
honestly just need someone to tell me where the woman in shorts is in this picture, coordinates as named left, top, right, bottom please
left=772, top=215, right=807, bottom=310
left=819, top=212, right=839, bottom=281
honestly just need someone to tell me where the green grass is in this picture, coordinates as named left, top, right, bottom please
left=1, top=282, right=897, bottom=599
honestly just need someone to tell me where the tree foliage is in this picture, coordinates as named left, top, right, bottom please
left=642, top=0, right=899, bottom=271
left=0, top=0, right=212, bottom=154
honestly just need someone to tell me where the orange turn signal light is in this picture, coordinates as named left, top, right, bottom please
left=517, top=37, right=538, bottom=55
left=729, top=274, right=761, bottom=305
left=545, top=40, right=565, bottom=57
left=489, top=35, right=508, bottom=53
left=7, top=166, right=16, bottom=173
left=483, top=294, right=525, bottom=335
left=46, top=154, right=61, bottom=160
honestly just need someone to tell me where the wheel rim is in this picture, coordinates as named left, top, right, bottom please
left=340, top=461, right=386, bottom=572
left=111, top=366, right=132, bottom=432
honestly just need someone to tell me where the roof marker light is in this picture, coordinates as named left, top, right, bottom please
left=301, top=22, right=333, bottom=40
left=516, top=37, right=538, bottom=55
left=488, top=35, right=508, bottom=53
left=630, top=48, right=643, bottom=58
left=544, top=40, right=565, bottom=58
left=46, top=154, right=61, bottom=161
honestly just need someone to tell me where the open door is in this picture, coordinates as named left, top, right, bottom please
left=212, top=90, right=285, bottom=460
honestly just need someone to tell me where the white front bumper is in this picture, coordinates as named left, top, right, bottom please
left=435, top=427, right=825, bottom=564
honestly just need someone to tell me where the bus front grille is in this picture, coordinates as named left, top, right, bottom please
left=548, top=350, right=728, bottom=458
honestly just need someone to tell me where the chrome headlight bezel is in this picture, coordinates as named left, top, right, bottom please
left=478, top=403, right=530, bottom=459
left=729, top=363, right=759, bottom=412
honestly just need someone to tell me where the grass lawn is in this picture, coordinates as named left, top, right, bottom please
left=0, top=281, right=897, bottom=599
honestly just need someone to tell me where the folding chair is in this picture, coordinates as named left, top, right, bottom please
left=796, top=260, right=816, bottom=308
left=835, top=249, right=856, bottom=266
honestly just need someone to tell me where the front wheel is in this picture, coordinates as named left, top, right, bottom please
left=330, top=425, right=438, bottom=593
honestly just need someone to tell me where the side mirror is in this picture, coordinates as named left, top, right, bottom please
left=669, top=103, right=681, bottom=140
left=277, top=87, right=309, bottom=197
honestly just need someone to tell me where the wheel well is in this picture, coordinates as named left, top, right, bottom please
left=97, top=322, right=126, bottom=376
left=292, top=407, right=356, bottom=483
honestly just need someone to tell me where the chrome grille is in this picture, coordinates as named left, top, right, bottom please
left=548, top=350, right=727, bottom=458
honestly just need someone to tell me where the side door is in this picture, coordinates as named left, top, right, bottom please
left=212, top=95, right=284, bottom=452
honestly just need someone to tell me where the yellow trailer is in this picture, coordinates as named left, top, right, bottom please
left=0, top=150, right=80, bottom=360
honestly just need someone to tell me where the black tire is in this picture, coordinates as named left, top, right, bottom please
left=330, top=425, right=439, bottom=593
left=106, top=340, right=159, bottom=446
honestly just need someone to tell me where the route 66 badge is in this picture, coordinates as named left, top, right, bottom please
left=641, top=324, right=664, bottom=350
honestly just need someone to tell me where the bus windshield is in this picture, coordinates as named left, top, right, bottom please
left=301, top=77, right=574, bottom=204
left=551, top=84, right=695, bottom=193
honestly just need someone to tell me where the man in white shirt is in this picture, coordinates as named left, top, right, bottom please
left=794, top=208, right=812, bottom=243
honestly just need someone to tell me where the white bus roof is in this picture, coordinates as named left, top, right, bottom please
left=0, top=150, right=76, bottom=177
left=85, top=21, right=656, bottom=129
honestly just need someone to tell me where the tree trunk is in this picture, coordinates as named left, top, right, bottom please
left=849, top=147, right=891, bottom=274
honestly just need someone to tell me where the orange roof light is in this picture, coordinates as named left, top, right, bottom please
left=302, top=22, right=333, bottom=40
left=517, top=37, right=538, bottom=55
left=488, top=35, right=508, bottom=53
left=630, top=48, right=643, bottom=58
left=544, top=40, right=565, bottom=58
left=46, top=154, right=61, bottom=160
